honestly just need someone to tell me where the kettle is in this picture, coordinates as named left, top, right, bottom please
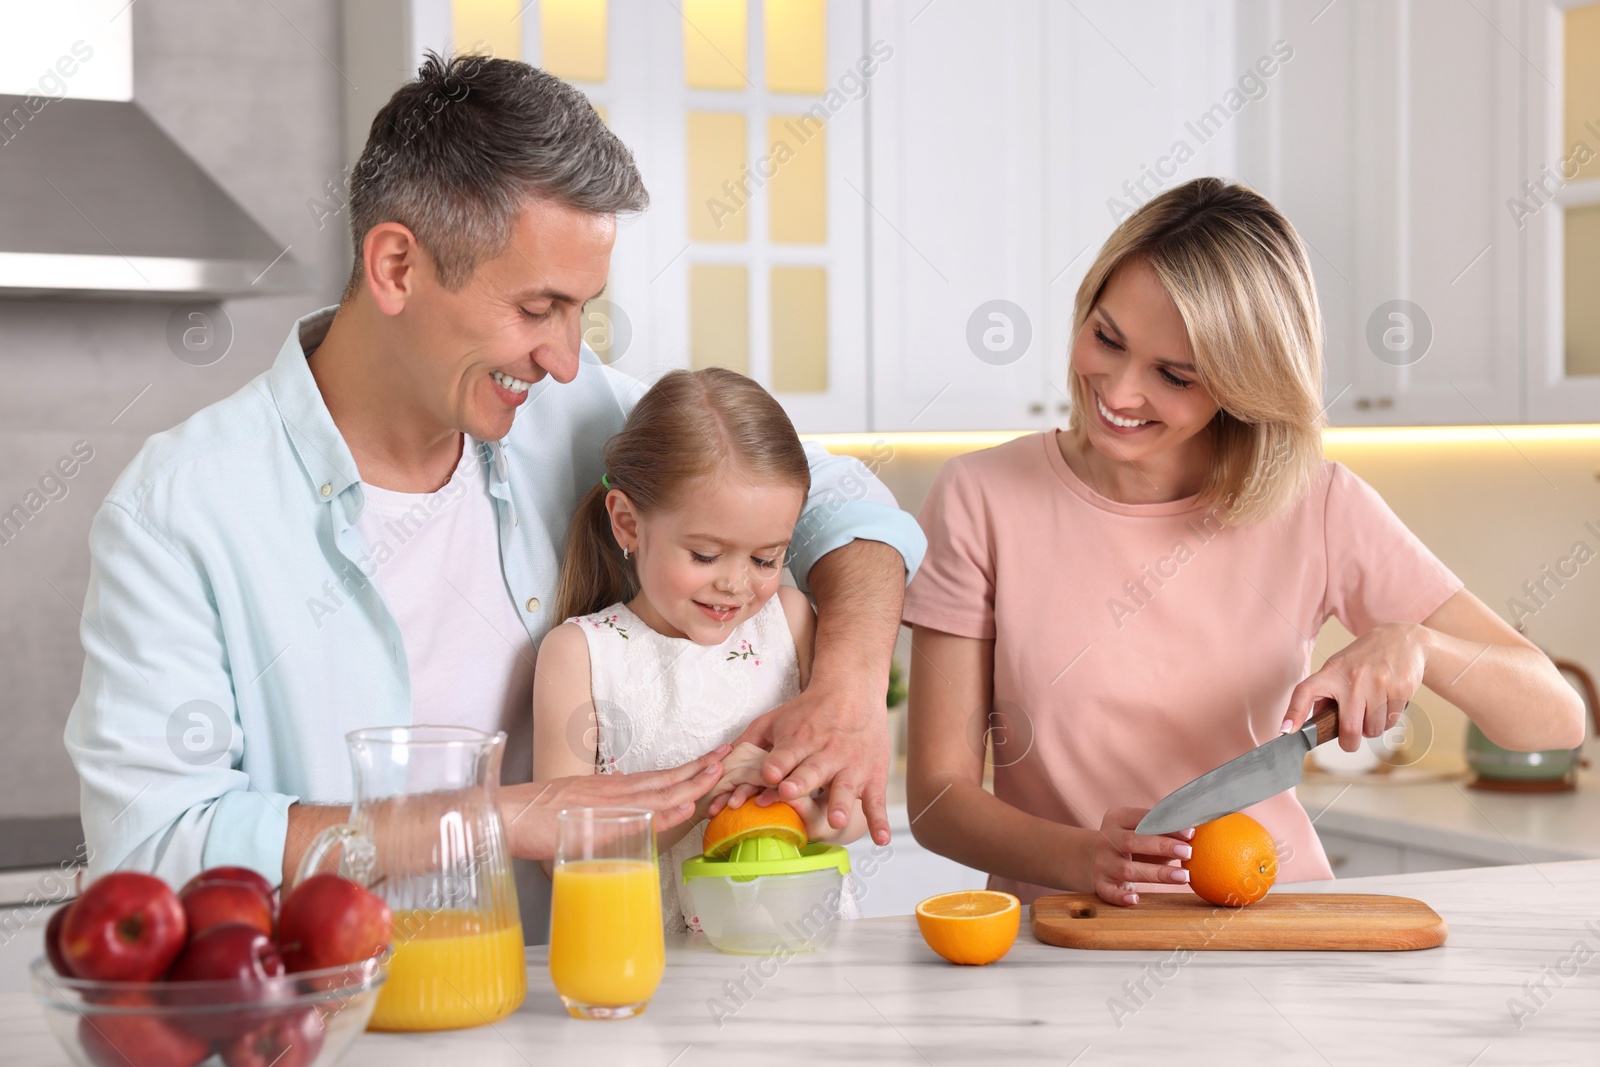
left=1467, top=657, right=1599, bottom=791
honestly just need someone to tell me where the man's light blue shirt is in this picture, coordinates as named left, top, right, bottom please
left=64, top=307, right=925, bottom=887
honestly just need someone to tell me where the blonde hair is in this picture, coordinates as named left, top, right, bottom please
left=1068, top=178, right=1324, bottom=524
left=553, top=367, right=811, bottom=622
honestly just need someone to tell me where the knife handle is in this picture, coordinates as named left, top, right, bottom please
left=1307, top=702, right=1340, bottom=747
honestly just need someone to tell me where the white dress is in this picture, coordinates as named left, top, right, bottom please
left=569, top=595, right=858, bottom=932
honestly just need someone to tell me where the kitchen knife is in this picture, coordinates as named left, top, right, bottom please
left=1134, top=703, right=1340, bottom=836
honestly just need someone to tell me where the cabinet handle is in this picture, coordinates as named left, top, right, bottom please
left=1375, top=397, right=1394, bottom=410
left=1327, top=853, right=1348, bottom=870
left=1028, top=402, right=1045, bottom=416
left=1354, top=397, right=1372, bottom=411
left=1057, top=402, right=1071, bottom=415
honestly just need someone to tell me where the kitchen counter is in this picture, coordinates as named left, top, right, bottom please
left=1297, top=766, right=1600, bottom=866
left=7, top=859, right=1600, bottom=1065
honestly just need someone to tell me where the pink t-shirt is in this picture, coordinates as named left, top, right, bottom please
left=902, top=432, right=1462, bottom=902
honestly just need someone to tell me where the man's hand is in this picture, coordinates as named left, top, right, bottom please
left=719, top=539, right=905, bottom=845
left=721, top=678, right=893, bottom=845
left=498, top=745, right=729, bottom=861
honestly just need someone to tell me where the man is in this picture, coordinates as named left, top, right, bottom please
left=64, top=55, right=922, bottom=934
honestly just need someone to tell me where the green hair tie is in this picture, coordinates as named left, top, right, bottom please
left=601, top=473, right=612, bottom=490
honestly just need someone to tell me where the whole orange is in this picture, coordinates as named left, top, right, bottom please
left=1183, top=813, right=1278, bottom=907
left=702, top=800, right=807, bottom=859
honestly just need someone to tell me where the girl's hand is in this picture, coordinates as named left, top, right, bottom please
left=1093, top=807, right=1194, bottom=907
left=783, top=789, right=838, bottom=840
left=707, top=745, right=855, bottom=842
left=1283, top=622, right=1429, bottom=750
left=708, top=742, right=772, bottom=800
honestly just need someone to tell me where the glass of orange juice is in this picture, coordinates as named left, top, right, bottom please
left=548, top=808, right=664, bottom=1020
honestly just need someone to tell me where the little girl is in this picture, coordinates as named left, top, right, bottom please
left=532, top=367, right=867, bottom=932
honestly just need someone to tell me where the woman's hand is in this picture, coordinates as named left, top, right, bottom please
left=1283, top=623, right=1429, bottom=749
left=1093, top=807, right=1194, bottom=907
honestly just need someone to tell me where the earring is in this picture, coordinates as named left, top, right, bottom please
left=622, top=547, right=631, bottom=561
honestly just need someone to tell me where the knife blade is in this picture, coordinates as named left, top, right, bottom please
left=1134, top=703, right=1341, bottom=836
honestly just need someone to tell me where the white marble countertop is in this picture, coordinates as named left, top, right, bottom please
left=8, top=859, right=1600, bottom=1066
left=1297, top=765, right=1600, bottom=864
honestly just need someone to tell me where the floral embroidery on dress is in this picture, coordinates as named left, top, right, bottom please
left=577, top=597, right=828, bottom=931
left=588, top=613, right=629, bottom=639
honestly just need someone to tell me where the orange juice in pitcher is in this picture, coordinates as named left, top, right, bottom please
left=296, top=726, right=527, bottom=1031
left=371, top=910, right=526, bottom=1031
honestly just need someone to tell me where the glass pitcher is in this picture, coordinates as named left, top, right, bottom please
left=297, top=725, right=525, bottom=1031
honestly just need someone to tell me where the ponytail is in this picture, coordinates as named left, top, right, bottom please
left=553, top=481, right=638, bottom=623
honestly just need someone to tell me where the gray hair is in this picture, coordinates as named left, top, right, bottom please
left=343, top=52, right=648, bottom=297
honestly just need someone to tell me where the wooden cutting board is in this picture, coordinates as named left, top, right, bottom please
left=1031, top=893, right=1447, bottom=951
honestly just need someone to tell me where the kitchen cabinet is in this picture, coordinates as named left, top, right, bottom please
left=1300, top=770, right=1600, bottom=873
left=866, top=0, right=1238, bottom=432
left=1317, top=830, right=1405, bottom=879
left=1239, top=0, right=1600, bottom=426
left=1520, top=0, right=1600, bottom=422
left=1237, top=0, right=1524, bottom=427
left=862, top=0, right=1048, bottom=432
left=870, top=0, right=1599, bottom=430
left=343, top=0, right=1595, bottom=433
left=1317, top=829, right=1489, bottom=879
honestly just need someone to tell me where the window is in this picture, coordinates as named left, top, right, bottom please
left=682, top=0, right=833, bottom=392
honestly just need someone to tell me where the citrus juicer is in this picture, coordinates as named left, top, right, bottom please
left=680, top=834, right=852, bottom=955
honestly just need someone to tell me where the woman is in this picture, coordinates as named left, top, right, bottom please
left=903, top=178, right=1584, bottom=907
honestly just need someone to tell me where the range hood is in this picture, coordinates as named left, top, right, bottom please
left=0, top=94, right=309, bottom=299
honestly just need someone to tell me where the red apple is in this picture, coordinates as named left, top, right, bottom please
left=219, top=1006, right=326, bottom=1067
left=168, top=923, right=285, bottom=985
left=45, top=901, right=76, bottom=976
left=77, top=991, right=209, bottom=1067
left=181, top=881, right=274, bottom=939
left=182, top=866, right=277, bottom=916
left=277, top=874, right=391, bottom=972
left=167, top=923, right=288, bottom=1041
left=61, top=872, right=186, bottom=982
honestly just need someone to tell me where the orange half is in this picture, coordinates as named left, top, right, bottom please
left=702, top=800, right=807, bottom=859
left=915, top=890, right=1021, bottom=965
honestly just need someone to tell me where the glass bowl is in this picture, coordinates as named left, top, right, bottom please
left=30, top=954, right=387, bottom=1067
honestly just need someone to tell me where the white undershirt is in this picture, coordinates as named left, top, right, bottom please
left=353, top=439, right=536, bottom=737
